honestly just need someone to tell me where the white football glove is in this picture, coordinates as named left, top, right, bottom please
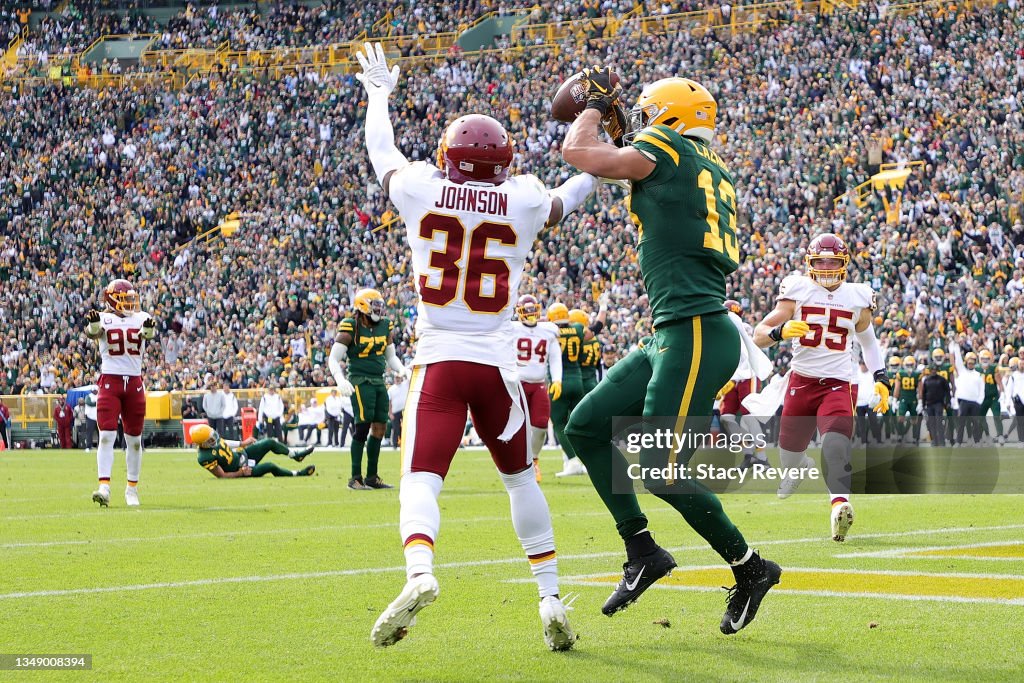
left=335, top=376, right=354, bottom=398
left=868, top=392, right=882, bottom=410
left=355, top=42, right=400, bottom=97
left=394, top=367, right=411, bottom=382
left=598, top=291, right=611, bottom=312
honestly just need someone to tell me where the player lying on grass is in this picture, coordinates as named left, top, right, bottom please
left=189, top=424, right=315, bottom=478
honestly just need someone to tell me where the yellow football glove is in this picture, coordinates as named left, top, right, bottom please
left=873, top=370, right=892, bottom=414
left=716, top=380, right=736, bottom=401
left=548, top=381, right=563, bottom=401
left=770, top=320, right=810, bottom=342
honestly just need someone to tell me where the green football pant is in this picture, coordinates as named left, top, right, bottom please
left=581, top=374, right=598, bottom=396
left=566, top=313, right=749, bottom=564
left=352, top=381, right=389, bottom=424
left=980, top=393, right=1003, bottom=437
left=245, top=438, right=298, bottom=477
left=550, top=373, right=584, bottom=460
left=896, top=399, right=921, bottom=440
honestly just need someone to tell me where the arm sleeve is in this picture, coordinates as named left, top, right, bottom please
left=365, top=92, right=408, bottom=186
left=548, top=172, right=598, bottom=218
left=328, top=342, right=348, bottom=384
left=384, top=344, right=405, bottom=373
left=855, top=324, right=884, bottom=374
left=951, top=345, right=967, bottom=376
left=548, top=337, right=563, bottom=384
left=589, top=321, right=604, bottom=335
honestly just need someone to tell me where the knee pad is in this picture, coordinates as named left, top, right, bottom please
left=353, top=422, right=371, bottom=441
left=98, top=430, right=117, bottom=447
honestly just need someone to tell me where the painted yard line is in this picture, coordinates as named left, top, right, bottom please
left=5, top=525, right=1024, bottom=601
left=514, top=565, right=1024, bottom=581
left=836, top=540, right=1024, bottom=559
left=2, top=510, right=630, bottom=549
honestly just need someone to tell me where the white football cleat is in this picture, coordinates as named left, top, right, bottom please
left=125, top=486, right=140, bottom=507
left=92, top=485, right=110, bottom=507
left=777, top=455, right=815, bottom=499
left=831, top=501, right=855, bottom=542
left=539, top=594, right=576, bottom=651
left=371, top=574, right=439, bottom=647
left=555, top=457, right=587, bottom=478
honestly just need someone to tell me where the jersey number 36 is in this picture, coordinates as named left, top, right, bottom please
left=418, top=213, right=515, bottom=314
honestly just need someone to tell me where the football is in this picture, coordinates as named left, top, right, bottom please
left=550, top=70, right=621, bottom=123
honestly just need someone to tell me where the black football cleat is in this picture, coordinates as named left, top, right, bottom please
left=601, top=546, right=677, bottom=616
left=364, top=475, right=394, bottom=489
left=300, top=465, right=316, bottom=477
left=348, top=476, right=370, bottom=490
left=720, top=554, right=782, bottom=635
left=291, top=446, right=315, bottom=462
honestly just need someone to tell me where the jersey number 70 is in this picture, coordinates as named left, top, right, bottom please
left=418, top=213, right=516, bottom=314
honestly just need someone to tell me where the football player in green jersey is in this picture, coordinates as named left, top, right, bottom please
left=894, top=355, right=922, bottom=443
left=562, top=72, right=780, bottom=633
left=930, top=348, right=957, bottom=444
left=190, top=424, right=315, bottom=478
left=570, top=309, right=602, bottom=394
left=328, top=288, right=409, bottom=490
left=977, top=349, right=1004, bottom=442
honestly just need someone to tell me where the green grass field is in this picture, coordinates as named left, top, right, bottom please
left=2, top=447, right=1023, bottom=681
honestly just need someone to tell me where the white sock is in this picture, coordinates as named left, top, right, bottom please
left=97, top=430, right=117, bottom=483
left=779, top=447, right=806, bottom=470
left=530, top=427, right=546, bottom=460
left=500, top=467, right=558, bottom=598
left=719, top=414, right=739, bottom=438
left=821, top=432, right=853, bottom=499
left=399, top=471, right=443, bottom=580
left=125, top=434, right=143, bottom=484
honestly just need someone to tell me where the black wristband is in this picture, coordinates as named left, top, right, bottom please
left=769, top=326, right=784, bottom=343
left=585, top=98, right=611, bottom=117
left=590, top=320, right=604, bottom=335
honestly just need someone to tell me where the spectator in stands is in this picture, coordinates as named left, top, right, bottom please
left=202, top=380, right=227, bottom=436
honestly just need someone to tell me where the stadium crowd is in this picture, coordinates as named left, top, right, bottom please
left=1, top=2, right=1023, bottom=403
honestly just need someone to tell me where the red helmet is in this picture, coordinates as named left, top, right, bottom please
left=805, top=234, right=850, bottom=288
left=103, top=278, right=140, bottom=314
left=515, top=294, right=540, bottom=326
left=437, top=114, right=513, bottom=185
left=724, top=299, right=742, bottom=314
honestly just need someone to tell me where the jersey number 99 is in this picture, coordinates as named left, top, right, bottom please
left=106, top=328, right=143, bottom=356
left=419, top=213, right=516, bottom=314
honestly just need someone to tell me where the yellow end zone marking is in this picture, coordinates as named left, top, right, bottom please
left=910, top=543, right=1024, bottom=559
left=579, top=566, right=1024, bottom=603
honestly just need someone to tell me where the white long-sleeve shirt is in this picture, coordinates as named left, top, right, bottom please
left=258, top=392, right=285, bottom=421
left=951, top=346, right=985, bottom=404
left=223, top=393, right=239, bottom=419
left=1010, top=371, right=1024, bottom=404
left=856, top=369, right=875, bottom=407
left=324, top=394, right=344, bottom=418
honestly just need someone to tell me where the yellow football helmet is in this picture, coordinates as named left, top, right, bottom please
left=903, top=356, right=916, bottom=370
left=568, top=309, right=589, bottom=326
left=1010, top=357, right=1021, bottom=370
left=888, top=356, right=902, bottom=371
left=979, top=349, right=994, bottom=366
left=189, top=423, right=218, bottom=448
left=354, top=288, right=385, bottom=322
left=547, top=303, right=569, bottom=323
left=931, top=348, right=946, bottom=363
left=964, top=351, right=978, bottom=367
left=626, top=77, right=717, bottom=143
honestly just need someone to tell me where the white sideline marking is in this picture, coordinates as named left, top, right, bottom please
left=836, top=540, right=1024, bottom=559
left=4, top=524, right=1024, bottom=601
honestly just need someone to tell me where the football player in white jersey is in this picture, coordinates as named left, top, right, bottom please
left=753, top=234, right=891, bottom=541
left=356, top=43, right=600, bottom=651
left=84, top=279, right=157, bottom=507
left=717, top=300, right=768, bottom=470
left=511, top=294, right=563, bottom=481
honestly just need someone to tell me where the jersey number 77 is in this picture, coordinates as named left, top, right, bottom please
left=418, top=213, right=516, bottom=313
